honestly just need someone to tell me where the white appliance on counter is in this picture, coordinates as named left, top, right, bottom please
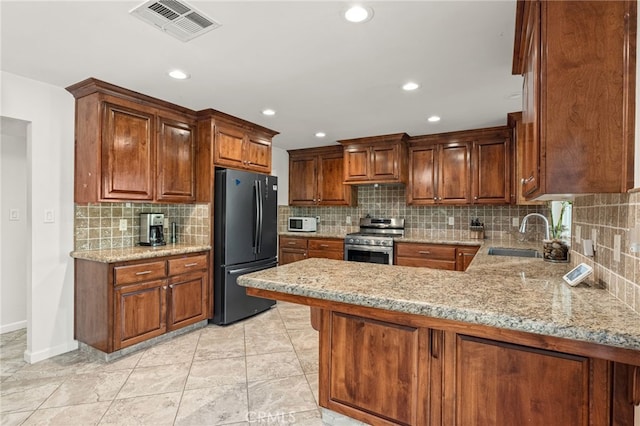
left=287, top=217, right=317, bottom=232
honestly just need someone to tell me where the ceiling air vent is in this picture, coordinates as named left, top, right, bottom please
left=130, top=0, right=221, bottom=42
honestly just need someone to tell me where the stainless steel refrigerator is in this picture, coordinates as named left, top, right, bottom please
left=213, top=168, right=278, bottom=325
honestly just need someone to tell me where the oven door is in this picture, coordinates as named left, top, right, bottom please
left=344, top=244, right=393, bottom=265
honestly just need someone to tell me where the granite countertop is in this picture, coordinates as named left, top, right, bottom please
left=70, top=243, right=212, bottom=263
left=239, top=242, right=640, bottom=352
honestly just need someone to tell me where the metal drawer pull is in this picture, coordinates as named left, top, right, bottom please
left=184, top=262, right=198, bottom=267
left=288, top=242, right=297, bottom=245
left=135, top=270, right=152, bottom=275
left=320, top=244, right=329, bottom=248
left=418, top=251, right=431, bottom=255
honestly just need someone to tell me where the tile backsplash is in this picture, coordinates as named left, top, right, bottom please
left=74, top=203, right=210, bottom=250
left=279, top=184, right=549, bottom=244
left=571, top=192, right=639, bottom=314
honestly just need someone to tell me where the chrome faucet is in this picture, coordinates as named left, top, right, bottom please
left=519, top=213, right=550, bottom=240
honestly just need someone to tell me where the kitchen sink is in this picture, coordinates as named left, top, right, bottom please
left=487, top=247, right=543, bottom=258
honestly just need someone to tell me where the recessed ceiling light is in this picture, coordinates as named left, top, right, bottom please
left=168, top=69, right=190, bottom=80
left=262, top=109, right=276, bottom=116
left=402, top=82, right=420, bottom=91
left=315, top=132, right=326, bottom=138
left=427, top=115, right=441, bottom=123
left=344, top=5, right=373, bottom=23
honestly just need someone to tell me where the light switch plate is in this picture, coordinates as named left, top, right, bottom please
left=575, top=225, right=581, bottom=244
left=346, top=216, right=352, bottom=225
left=448, top=217, right=455, bottom=226
left=512, top=217, right=519, bottom=227
left=44, top=209, right=55, bottom=223
left=613, top=234, right=621, bottom=262
left=119, top=219, right=127, bottom=231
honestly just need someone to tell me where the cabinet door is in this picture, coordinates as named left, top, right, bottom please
left=472, top=138, right=510, bottom=204
left=408, top=145, right=438, bottom=205
left=289, top=155, right=317, bottom=205
left=114, top=279, right=166, bottom=350
left=438, top=143, right=471, bottom=204
left=102, top=103, right=155, bottom=201
left=371, top=144, right=399, bottom=180
left=456, top=246, right=479, bottom=271
left=520, top=0, right=541, bottom=198
left=214, top=125, right=246, bottom=169
left=326, top=312, right=421, bottom=425
left=244, top=134, right=271, bottom=173
left=156, top=117, right=196, bottom=202
left=448, top=334, right=606, bottom=426
left=343, top=146, right=370, bottom=181
left=318, top=152, right=354, bottom=205
left=279, top=248, right=307, bottom=265
left=167, top=271, right=208, bottom=331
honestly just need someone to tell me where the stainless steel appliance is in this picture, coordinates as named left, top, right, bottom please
left=287, top=216, right=317, bottom=232
left=344, top=217, right=405, bottom=265
left=213, top=168, right=278, bottom=325
left=139, top=213, right=166, bottom=246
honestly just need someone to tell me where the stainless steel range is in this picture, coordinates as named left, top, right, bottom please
left=344, top=217, right=405, bottom=265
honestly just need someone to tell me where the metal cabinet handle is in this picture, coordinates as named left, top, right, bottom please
left=169, top=285, right=174, bottom=289
left=320, top=244, right=329, bottom=248
left=418, top=251, right=431, bottom=255
left=521, top=175, right=534, bottom=185
left=184, top=262, right=198, bottom=267
left=288, top=242, right=297, bottom=245
left=163, top=286, right=167, bottom=290
left=136, top=271, right=152, bottom=276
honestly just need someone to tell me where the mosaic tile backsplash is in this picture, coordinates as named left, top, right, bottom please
left=571, top=192, right=640, bottom=314
left=279, top=184, right=549, bottom=244
left=74, top=203, right=210, bottom=250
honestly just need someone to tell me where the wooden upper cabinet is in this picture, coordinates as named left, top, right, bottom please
left=339, top=133, right=409, bottom=184
left=67, top=78, right=198, bottom=204
left=288, top=145, right=356, bottom=206
left=213, top=120, right=274, bottom=174
left=245, top=133, right=272, bottom=173
left=471, top=131, right=511, bottom=204
left=156, top=116, right=196, bottom=203
left=512, top=0, right=636, bottom=199
left=508, top=112, right=544, bottom=205
left=101, top=103, right=155, bottom=201
left=409, top=127, right=511, bottom=206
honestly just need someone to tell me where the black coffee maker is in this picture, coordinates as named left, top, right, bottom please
left=139, top=213, right=166, bottom=246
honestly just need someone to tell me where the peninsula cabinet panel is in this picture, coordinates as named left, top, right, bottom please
left=444, top=334, right=609, bottom=426
left=288, top=146, right=355, bottom=206
left=325, top=312, right=423, bottom=426
left=114, top=279, right=167, bottom=350
left=156, top=116, right=196, bottom=202
left=102, top=103, right=155, bottom=201
left=512, top=0, right=636, bottom=198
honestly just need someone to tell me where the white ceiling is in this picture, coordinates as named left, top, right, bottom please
left=0, top=1, right=523, bottom=150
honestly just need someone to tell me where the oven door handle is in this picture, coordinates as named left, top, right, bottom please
left=344, top=244, right=393, bottom=254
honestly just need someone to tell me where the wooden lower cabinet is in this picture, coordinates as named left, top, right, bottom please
left=395, top=242, right=479, bottom=271
left=279, top=236, right=344, bottom=265
left=313, top=307, right=634, bottom=426
left=75, top=251, right=209, bottom=353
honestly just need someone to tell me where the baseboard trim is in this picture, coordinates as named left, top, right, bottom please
left=0, top=320, right=27, bottom=334
left=24, top=340, right=79, bottom=364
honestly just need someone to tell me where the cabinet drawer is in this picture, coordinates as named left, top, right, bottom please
left=308, top=250, right=344, bottom=260
left=114, top=261, right=166, bottom=285
left=308, top=239, right=343, bottom=252
left=168, top=254, right=208, bottom=276
left=395, top=243, right=456, bottom=261
left=395, top=257, right=457, bottom=270
left=280, top=236, right=308, bottom=249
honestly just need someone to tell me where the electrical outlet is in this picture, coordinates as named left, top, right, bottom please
left=591, top=229, right=597, bottom=247
left=448, top=216, right=455, bottom=226
left=512, top=217, right=519, bottom=227
left=346, top=216, right=352, bottom=225
left=119, top=219, right=127, bottom=231
left=163, top=218, right=169, bottom=228
left=44, top=209, right=55, bottom=223
left=316, top=216, right=321, bottom=224
left=9, top=209, right=19, bottom=221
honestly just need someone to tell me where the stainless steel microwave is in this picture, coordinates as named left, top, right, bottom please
left=288, top=217, right=317, bottom=232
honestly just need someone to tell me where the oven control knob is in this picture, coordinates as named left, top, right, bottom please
left=363, top=239, right=370, bottom=244
left=353, top=238, right=360, bottom=244
left=347, top=238, right=354, bottom=244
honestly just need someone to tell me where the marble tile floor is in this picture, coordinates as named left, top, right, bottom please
left=0, top=302, right=324, bottom=425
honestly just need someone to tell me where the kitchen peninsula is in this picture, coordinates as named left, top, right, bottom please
left=239, top=246, right=640, bottom=425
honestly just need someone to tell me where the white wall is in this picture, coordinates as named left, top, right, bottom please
left=271, top=146, right=289, bottom=206
left=1, top=118, right=28, bottom=332
left=0, top=71, right=76, bottom=363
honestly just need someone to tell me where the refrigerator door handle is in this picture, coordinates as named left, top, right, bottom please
left=257, top=179, right=263, bottom=254
left=253, top=180, right=260, bottom=254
